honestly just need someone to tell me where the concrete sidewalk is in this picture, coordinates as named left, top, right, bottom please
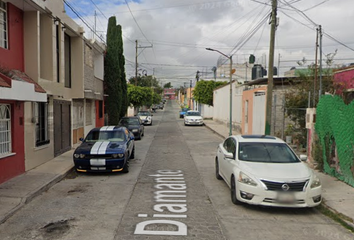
left=1, top=119, right=354, bottom=230
left=0, top=147, right=75, bottom=224
left=203, top=119, right=354, bottom=228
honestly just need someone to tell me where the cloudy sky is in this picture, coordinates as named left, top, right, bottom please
left=65, top=0, right=354, bottom=87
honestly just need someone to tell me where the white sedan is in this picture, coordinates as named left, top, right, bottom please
left=184, top=110, right=204, bottom=126
left=215, top=135, right=322, bottom=207
left=137, top=111, right=153, bottom=125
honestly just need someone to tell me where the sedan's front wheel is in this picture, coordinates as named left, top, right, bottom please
left=122, top=159, right=129, bottom=173
left=231, top=176, right=242, bottom=205
left=130, top=146, right=135, bottom=159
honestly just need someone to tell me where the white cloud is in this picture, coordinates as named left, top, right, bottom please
left=67, top=0, right=354, bottom=87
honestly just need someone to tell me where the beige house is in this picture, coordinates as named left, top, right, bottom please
left=6, top=0, right=105, bottom=171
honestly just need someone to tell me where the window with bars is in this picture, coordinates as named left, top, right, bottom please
left=34, top=102, right=49, bottom=147
left=0, top=1, right=7, bottom=49
left=0, top=104, right=11, bottom=156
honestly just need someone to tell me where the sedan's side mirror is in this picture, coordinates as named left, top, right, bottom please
left=79, top=137, right=84, bottom=142
left=299, top=154, right=307, bottom=161
left=130, top=135, right=135, bottom=140
left=224, top=152, right=234, bottom=159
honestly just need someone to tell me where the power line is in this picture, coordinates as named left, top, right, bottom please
left=63, top=0, right=106, bottom=43
left=108, top=0, right=232, bottom=14
left=124, top=0, right=151, bottom=44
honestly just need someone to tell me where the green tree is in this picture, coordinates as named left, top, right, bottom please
left=117, top=25, right=128, bottom=119
left=193, top=80, right=227, bottom=106
left=152, top=92, right=162, bottom=105
left=163, top=82, right=172, bottom=88
left=127, top=84, right=154, bottom=108
left=104, top=16, right=122, bottom=125
left=284, top=64, right=335, bottom=146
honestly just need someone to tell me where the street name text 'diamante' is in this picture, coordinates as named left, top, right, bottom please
left=134, top=170, right=188, bottom=236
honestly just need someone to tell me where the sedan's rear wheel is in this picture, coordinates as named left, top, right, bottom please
left=231, top=176, right=242, bottom=205
left=215, top=159, right=222, bottom=180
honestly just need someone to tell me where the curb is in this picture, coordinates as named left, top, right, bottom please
left=204, top=124, right=226, bottom=139
left=320, top=201, right=354, bottom=230
left=0, top=166, right=74, bottom=224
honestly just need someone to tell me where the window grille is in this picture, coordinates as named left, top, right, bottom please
left=0, top=1, right=7, bottom=49
left=0, top=104, right=11, bottom=155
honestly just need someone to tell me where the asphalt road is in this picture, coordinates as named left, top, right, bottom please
left=0, top=100, right=353, bottom=240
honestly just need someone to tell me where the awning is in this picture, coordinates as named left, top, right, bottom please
left=0, top=70, right=47, bottom=102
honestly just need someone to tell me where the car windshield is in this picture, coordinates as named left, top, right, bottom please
left=138, top=112, right=150, bottom=116
left=120, top=118, right=140, bottom=125
left=85, top=130, right=125, bottom=142
left=186, top=111, right=200, bottom=116
left=238, top=142, right=300, bottom=163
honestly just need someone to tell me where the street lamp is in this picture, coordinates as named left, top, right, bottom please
left=206, top=48, right=233, bottom=136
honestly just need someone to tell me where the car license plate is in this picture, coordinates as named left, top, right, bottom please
left=90, top=159, right=106, bottom=166
left=91, top=167, right=106, bottom=170
left=277, top=192, right=295, bottom=203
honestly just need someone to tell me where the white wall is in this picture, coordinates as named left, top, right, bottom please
left=213, top=82, right=243, bottom=132
left=200, top=104, right=214, bottom=118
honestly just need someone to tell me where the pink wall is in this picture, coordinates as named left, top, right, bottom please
left=0, top=101, right=25, bottom=184
left=334, top=67, right=354, bottom=94
left=0, top=3, right=25, bottom=184
left=0, top=3, right=24, bottom=71
left=95, top=100, right=104, bottom=127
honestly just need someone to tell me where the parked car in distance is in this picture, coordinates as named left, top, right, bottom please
left=137, top=111, right=153, bottom=125
left=215, top=135, right=322, bottom=208
left=119, top=116, right=145, bottom=140
left=179, top=107, right=190, bottom=118
left=151, top=105, right=158, bottom=112
left=184, top=110, right=204, bottom=126
left=73, top=126, right=135, bottom=173
left=158, top=102, right=164, bottom=109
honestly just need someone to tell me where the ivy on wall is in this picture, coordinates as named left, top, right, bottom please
left=315, top=95, right=354, bottom=186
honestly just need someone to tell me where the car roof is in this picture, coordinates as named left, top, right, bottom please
left=232, top=134, right=284, bottom=143
left=121, top=116, right=139, bottom=119
left=90, top=126, right=126, bottom=132
left=187, top=110, right=199, bottom=113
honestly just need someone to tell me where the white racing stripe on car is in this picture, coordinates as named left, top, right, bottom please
left=100, top=126, right=109, bottom=131
left=90, top=142, right=103, bottom=154
left=98, top=141, right=110, bottom=154
left=107, top=126, right=115, bottom=131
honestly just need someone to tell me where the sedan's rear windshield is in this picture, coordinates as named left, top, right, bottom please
left=85, top=130, right=125, bottom=142
left=138, top=112, right=150, bottom=116
left=120, top=118, right=140, bottom=125
left=238, top=142, right=299, bottom=163
left=185, top=112, right=200, bottom=116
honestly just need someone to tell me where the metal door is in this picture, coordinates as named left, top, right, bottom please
left=252, top=91, right=266, bottom=134
left=54, top=100, right=71, bottom=156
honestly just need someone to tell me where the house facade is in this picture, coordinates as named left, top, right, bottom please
left=333, top=65, right=354, bottom=103
left=0, top=0, right=105, bottom=184
left=0, top=0, right=47, bottom=183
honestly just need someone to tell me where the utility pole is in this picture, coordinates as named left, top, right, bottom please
left=135, top=40, right=138, bottom=86
left=190, top=80, right=192, bottom=109
left=319, top=25, right=323, bottom=97
left=135, top=40, right=153, bottom=86
left=265, top=0, right=277, bottom=135
left=314, top=27, right=319, bottom=107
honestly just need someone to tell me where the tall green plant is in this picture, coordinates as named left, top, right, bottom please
left=117, top=25, right=128, bottom=119
left=193, top=80, right=227, bottom=106
left=104, top=17, right=122, bottom=125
